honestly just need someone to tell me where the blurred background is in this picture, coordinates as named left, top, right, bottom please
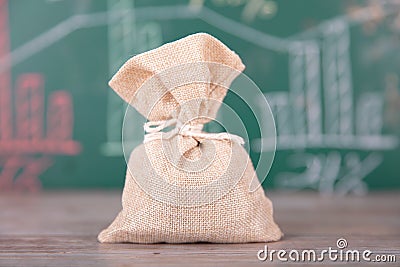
left=1, top=0, right=399, bottom=194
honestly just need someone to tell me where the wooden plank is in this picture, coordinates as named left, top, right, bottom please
left=0, top=191, right=399, bottom=266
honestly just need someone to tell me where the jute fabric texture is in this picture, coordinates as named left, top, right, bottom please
left=98, top=33, right=283, bottom=243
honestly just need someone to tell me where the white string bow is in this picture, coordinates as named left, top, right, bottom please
left=143, top=118, right=245, bottom=145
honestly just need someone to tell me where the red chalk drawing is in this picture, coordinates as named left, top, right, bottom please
left=0, top=0, right=11, bottom=140
left=0, top=0, right=81, bottom=192
left=47, top=91, right=74, bottom=141
left=16, top=74, right=44, bottom=140
left=0, top=156, right=52, bottom=192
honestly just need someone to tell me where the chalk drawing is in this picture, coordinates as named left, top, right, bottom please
left=2, top=0, right=399, bottom=193
left=101, top=0, right=162, bottom=156
left=0, top=0, right=80, bottom=192
left=276, top=152, right=382, bottom=195
left=256, top=4, right=399, bottom=194
left=259, top=17, right=398, bottom=151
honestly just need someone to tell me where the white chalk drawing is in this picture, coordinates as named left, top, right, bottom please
left=101, top=0, right=163, bottom=156
left=4, top=1, right=399, bottom=193
left=3, top=3, right=398, bottom=70
left=261, top=19, right=398, bottom=151
left=256, top=5, right=399, bottom=194
left=102, top=2, right=399, bottom=194
left=275, top=152, right=383, bottom=196
left=101, top=0, right=132, bottom=157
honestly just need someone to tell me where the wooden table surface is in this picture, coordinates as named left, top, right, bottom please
left=0, top=191, right=399, bottom=266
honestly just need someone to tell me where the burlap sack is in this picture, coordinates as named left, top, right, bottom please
left=98, top=33, right=283, bottom=243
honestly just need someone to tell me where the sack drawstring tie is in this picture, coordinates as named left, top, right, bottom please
left=143, top=118, right=244, bottom=145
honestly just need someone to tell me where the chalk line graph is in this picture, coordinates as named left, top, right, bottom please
left=0, top=1, right=394, bottom=153
left=1, top=1, right=399, bottom=194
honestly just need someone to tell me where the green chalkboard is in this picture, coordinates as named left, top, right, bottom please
left=1, top=0, right=399, bottom=193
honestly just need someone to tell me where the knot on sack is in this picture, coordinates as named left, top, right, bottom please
left=143, top=118, right=244, bottom=145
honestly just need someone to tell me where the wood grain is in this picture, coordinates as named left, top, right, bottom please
left=0, top=191, right=399, bottom=266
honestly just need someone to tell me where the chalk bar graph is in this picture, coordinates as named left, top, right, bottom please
left=0, top=0, right=80, bottom=156
left=1, top=0, right=399, bottom=191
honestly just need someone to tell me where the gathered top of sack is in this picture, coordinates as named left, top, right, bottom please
left=108, top=33, right=245, bottom=125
